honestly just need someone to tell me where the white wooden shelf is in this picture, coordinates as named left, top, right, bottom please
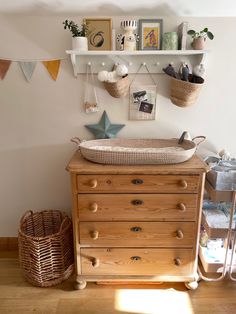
left=66, top=49, right=209, bottom=76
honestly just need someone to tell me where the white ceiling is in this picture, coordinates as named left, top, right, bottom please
left=0, top=0, right=236, bottom=16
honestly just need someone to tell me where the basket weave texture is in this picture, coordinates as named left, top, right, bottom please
left=79, top=138, right=196, bottom=165
left=170, top=76, right=204, bottom=107
left=103, top=75, right=129, bottom=98
left=18, top=209, right=74, bottom=287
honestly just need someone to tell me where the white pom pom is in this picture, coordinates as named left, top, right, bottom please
left=116, top=64, right=128, bottom=77
left=98, top=71, right=108, bottom=82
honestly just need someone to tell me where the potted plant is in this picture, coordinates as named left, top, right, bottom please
left=63, top=19, right=88, bottom=51
left=187, top=28, right=214, bottom=50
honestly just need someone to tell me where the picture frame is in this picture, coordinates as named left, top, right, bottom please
left=84, top=18, right=112, bottom=50
left=138, top=19, right=163, bottom=50
left=129, top=85, right=157, bottom=120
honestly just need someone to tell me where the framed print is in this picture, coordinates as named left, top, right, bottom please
left=84, top=18, right=112, bottom=50
left=138, top=19, right=163, bottom=50
left=129, top=85, right=157, bottom=120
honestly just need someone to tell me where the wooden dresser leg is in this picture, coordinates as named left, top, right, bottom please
left=74, top=279, right=87, bottom=290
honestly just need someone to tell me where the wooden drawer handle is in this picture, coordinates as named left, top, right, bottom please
left=131, top=256, right=141, bottom=261
left=179, top=180, right=188, bottom=189
left=90, top=202, right=98, bottom=213
left=131, top=199, right=144, bottom=206
left=130, top=226, right=142, bottom=232
left=177, top=203, right=186, bottom=212
left=132, top=178, right=143, bottom=185
left=90, top=230, right=99, bottom=240
left=176, top=229, right=184, bottom=239
left=92, top=258, right=100, bottom=268
left=174, top=258, right=181, bottom=266
left=89, top=179, right=98, bottom=188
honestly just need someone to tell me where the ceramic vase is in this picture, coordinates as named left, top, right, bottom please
left=72, top=37, right=88, bottom=51
left=192, top=37, right=205, bottom=50
left=117, top=20, right=138, bottom=51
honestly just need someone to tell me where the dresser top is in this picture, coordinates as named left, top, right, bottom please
left=66, top=151, right=209, bottom=175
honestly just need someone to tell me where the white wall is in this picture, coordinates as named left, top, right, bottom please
left=0, top=15, right=235, bottom=236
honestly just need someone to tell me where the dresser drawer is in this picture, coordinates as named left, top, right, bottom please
left=77, top=175, right=200, bottom=193
left=77, top=194, right=198, bottom=221
left=79, top=222, right=196, bottom=247
left=81, top=248, right=193, bottom=276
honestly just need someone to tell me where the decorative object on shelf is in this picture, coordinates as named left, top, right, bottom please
left=138, top=19, right=163, bottom=50
left=84, top=18, right=112, bottom=51
left=63, top=19, right=88, bottom=51
left=42, top=60, right=61, bottom=81
left=19, top=61, right=37, bottom=82
left=178, top=22, right=188, bottom=50
left=0, top=59, right=12, bottom=80
left=84, top=63, right=99, bottom=113
left=162, top=32, right=178, bottom=50
left=193, top=63, right=206, bottom=77
left=163, top=64, right=178, bottom=78
left=129, top=63, right=157, bottom=120
left=116, top=20, right=139, bottom=51
left=179, top=62, right=189, bottom=81
left=85, top=110, right=125, bottom=139
left=187, top=27, right=214, bottom=50
left=98, top=64, right=129, bottom=98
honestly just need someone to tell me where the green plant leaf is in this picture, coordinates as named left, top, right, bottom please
left=207, top=31, right=214, bottom=40
left=203, top=28, right=208, bottom=32
left=187, top=30, right=196, bottom=35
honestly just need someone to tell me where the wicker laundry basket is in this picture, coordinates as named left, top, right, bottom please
left=170, top=76, right=204, bottom=107
left=103, top=75, right=129, bottom=98
left=18, top=209, right=74, bottom=287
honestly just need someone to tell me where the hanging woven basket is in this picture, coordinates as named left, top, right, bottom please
left=103, top=75, right=129, bottom=98
left=170, top=76, right=204, bottom=107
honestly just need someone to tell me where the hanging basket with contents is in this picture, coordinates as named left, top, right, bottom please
left=163, top=63, right=204, bottom=107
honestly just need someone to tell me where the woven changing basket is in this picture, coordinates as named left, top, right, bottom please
left=18, top=209, right=74, bottom=287
left=103, top=75, right=129, bottom=98
left=170, top=76, right=204, bottom=107
left=72, top=136, right=205, bottom=165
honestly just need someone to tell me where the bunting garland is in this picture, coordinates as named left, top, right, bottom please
left=0, top=57, right=65, bottom=81
left=42, top=60, right=61, bottom=81
left=18, top=61, right=37, bottom=82
left=0, top=60, right=12, bottom=80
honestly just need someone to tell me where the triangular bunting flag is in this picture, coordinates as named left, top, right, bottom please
left=42, top=60, right=61, bottom=81
left=0, top=60, right=12, bottom=80
left=19, top=61, right=37, bottom=82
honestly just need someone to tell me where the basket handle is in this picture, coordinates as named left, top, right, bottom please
left=192, top=136, right=206, bottom=146
left=59, top=216, right=71, bottom=232
left=20, top=210, right=33, bottom=225
left=71, top=137, right=81, bottom=146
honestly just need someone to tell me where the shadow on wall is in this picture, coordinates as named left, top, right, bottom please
left=0, top=143, right=75, bottom=236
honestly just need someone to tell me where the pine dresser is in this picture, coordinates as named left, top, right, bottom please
left=66, top=152, right=208, bottom=290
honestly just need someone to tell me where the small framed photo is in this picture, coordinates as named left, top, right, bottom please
left=138, top=19, right=163, bottom=50
left=129, top=85, right=157, bottom=120
left=84, top=18, right=112, bottom=50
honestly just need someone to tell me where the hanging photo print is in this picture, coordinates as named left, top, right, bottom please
left=129, top=85, right=157, bottom=120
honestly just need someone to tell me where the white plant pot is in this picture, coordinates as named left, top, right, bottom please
left=72, top=37, right=88, bottom=51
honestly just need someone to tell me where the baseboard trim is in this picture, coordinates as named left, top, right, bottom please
left=0, top=237, right=18, bottom=251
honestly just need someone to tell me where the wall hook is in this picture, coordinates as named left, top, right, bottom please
left=142, top=62, right=146, bottom=66
left=101, top=62, right=106, bottom=67
left=87, top=62, right=91, bottom=66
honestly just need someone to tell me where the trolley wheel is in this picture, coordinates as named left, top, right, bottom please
left=74, top=280, right=87, bottom=290
left=185, top=280, right=198, bottom=290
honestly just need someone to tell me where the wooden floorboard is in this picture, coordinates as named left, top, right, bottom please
left=0, top=253, right=236, bottom=314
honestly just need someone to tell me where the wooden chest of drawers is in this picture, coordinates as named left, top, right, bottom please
left=67, top=152, right=208, bottom=290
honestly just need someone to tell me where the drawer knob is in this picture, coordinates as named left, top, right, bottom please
left=176, top=229, right=184, bottom=239
left=130, top=226, right=142, bottom=232
left=89, top=179, right=98, bottom=188
left=90, top=202, right=98, bottom=213
left=177, top=203, right=186, bottom=212
left=131, top=256, right=141, bottom=261
left=131, top=199, right=144, bottom=206
left=174, top=258, right=181, bottom=266
left=90, top=230, right=99, bottom=240
left=92, top=258, right=100, bottom=268
left=132, top=178, right=143, bottom=185
left=179, top=180, right=188, bottom=189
